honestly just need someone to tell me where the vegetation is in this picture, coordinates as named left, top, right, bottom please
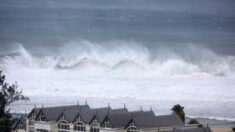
left=0, top=114, right=11, bottom=131
left=188, top=119, right=203, bottom=128
left=188, top=119, right=199, bottom=124
left=0, top=71, right=29, bottom=132
left=232, top=127, right=235, bottom=132
left=171, top=104, right=185, bottom=123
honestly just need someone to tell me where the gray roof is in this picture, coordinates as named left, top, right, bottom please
left=132, top=114, right=184, bottom=128
left=89, top=107, right=129, bottom=124
left=11, top=114, right=27, bottom=130
left=105, top=111, right=156, bottom=128
left=28, top=104, right=185, bottom=129
left=29, top=105, right=128, bottom=124
left=162, top=127, right=212, bottom=132
left=28, top=105, right=89, bottom=121
left=28, top=108, right=40, bottom=118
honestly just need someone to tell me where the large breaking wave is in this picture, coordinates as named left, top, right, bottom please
left=1, top=40, right=235, bottom=77
left=1, top=40, right=235, bottom=121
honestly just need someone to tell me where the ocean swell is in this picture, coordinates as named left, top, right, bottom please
left=0, top=41, right=235, bottom=77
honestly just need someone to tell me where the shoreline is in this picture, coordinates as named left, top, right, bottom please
left=212, top=128, right=233, bottom=132
left=186, top=117, right=235, bottom=128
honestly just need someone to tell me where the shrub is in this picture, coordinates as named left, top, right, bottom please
left=188, top=119, right=203, bottom=128
left=188, top=119, right=199, bottom=124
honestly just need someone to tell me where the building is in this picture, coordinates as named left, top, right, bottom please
left=16, top=103, right=211, bottom=132
left=11, top=114, right=27, bottom=132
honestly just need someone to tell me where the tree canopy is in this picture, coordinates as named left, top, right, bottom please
left=0, top=70, right=29, bottom=131
left=171, top=104, right=185, bottom=123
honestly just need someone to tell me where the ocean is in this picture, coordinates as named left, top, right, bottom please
left=0, top=0, right=235, bottom=126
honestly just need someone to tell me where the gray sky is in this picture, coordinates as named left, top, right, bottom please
left=0, top=0, right=235, bottom=55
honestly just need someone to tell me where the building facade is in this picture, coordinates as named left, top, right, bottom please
left=12, top=104, right=210, bottom=132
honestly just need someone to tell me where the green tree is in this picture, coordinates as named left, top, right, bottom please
left=188, top=119, right=203, bottom=128
left=171, top=104, right=185, bottom=123
left=0, top=71, right=29, bottom=132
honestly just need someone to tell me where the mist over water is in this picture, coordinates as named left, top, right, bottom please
left=1, top=41, right=235, bottom=77
left=1, top=42, right=235, bottom=121
left=1, top=0, right=235, bottom=121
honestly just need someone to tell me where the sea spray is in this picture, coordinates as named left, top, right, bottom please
left=1, top=41, right=234, bottom=77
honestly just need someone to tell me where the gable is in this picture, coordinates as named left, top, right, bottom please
left=89, top=115, right=100, bottom=125
left=101, top=116, right=112, bottom=128
left=57, top=113, right=69, bottom=123
left=36, top=110, right=47, bottom=121
left=125, top=119, right=138, bottom=129
left=74, top=114, right=85, bottom=123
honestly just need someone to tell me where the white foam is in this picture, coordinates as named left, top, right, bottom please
left=1, top=41, right=235, bottom=121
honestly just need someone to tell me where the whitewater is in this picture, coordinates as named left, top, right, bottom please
left=1, top=0, right=235, bottom=126
left=1, top=41, right=235, bottom=122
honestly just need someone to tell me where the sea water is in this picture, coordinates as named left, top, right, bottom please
left=0, top=0, right=235, bottom=124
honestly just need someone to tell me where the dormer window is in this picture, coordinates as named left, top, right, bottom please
left=127, top=122, right=138, bottom=132
left=58, top=121, right=70, bottom=132
left=39, top=113, right=46, bottom=121
left=74, top=115, right=86, bottom=132
left=30, top=112, right=36, bottom=119
left=59, top=114, right=66, bottom=122
left=90, top=119, right=100, bottom=132
left=75, top=116, right=82, bottom=122
left=103, top=118, right=112, bottom=128
left=58, top=114, right=70, bottom=132
left=74, top=122, right=86, bottom=132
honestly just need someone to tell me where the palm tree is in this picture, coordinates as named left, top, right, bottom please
left=171, top=104, right=185, bottom=123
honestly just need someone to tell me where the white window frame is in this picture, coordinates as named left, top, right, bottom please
left=38, top=113, right=46, bottom=122
left=28, top=119, right=35, bottom=132
left=103, top=119, right=112, bottom=128
left=74, top=116, right=86, bottom=132
left=74, top=122, right=86, bottom=132
left=127, top=122, right=138, bottom=132
left=58, top=115, right=70, bottom=132
left=90, top=119, right=100, bottom=132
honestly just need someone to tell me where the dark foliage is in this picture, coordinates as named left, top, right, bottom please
left=0, top=71, right=29, bottom=131
left=0, top=113, right=11, bottom=132
left=171, top=104, right=185, bottom=123
left=188, top=119, right=203, bottom=128
left=188, top=119, right=200, bottom=124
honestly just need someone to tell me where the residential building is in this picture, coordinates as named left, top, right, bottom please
left=12, top=103, right=212, bottom=132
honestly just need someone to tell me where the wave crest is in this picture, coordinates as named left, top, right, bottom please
left=1, top=41, right=235, bottom=77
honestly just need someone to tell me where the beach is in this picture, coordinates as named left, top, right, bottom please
left=212, top=128, right=232, bottom=132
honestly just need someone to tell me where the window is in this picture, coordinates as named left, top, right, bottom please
left=74, top=115, right=86, bottom=132
left=31, top=112, right=36, bottom=119
left=36, top=129, right=49, bottom=132
left=103, top=119, right=112, bottom=128
left=74, top=122, right=86, bottom=132
left=28, top=120, right=34, bottom=132
left=29, top=129, right=34, bottom=132
left=29, top=114, right=35, bottom=132
left=127, top=122, right=138, bottom=132
left=90, top=119, right=100, bottom=132
left=18, top=124, right=25, bottom=129
left=38, top=113, right=46, bottom=121
left=58, top=121, right=70, bottom=132
left=29, top=120, right=34, bottom=125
